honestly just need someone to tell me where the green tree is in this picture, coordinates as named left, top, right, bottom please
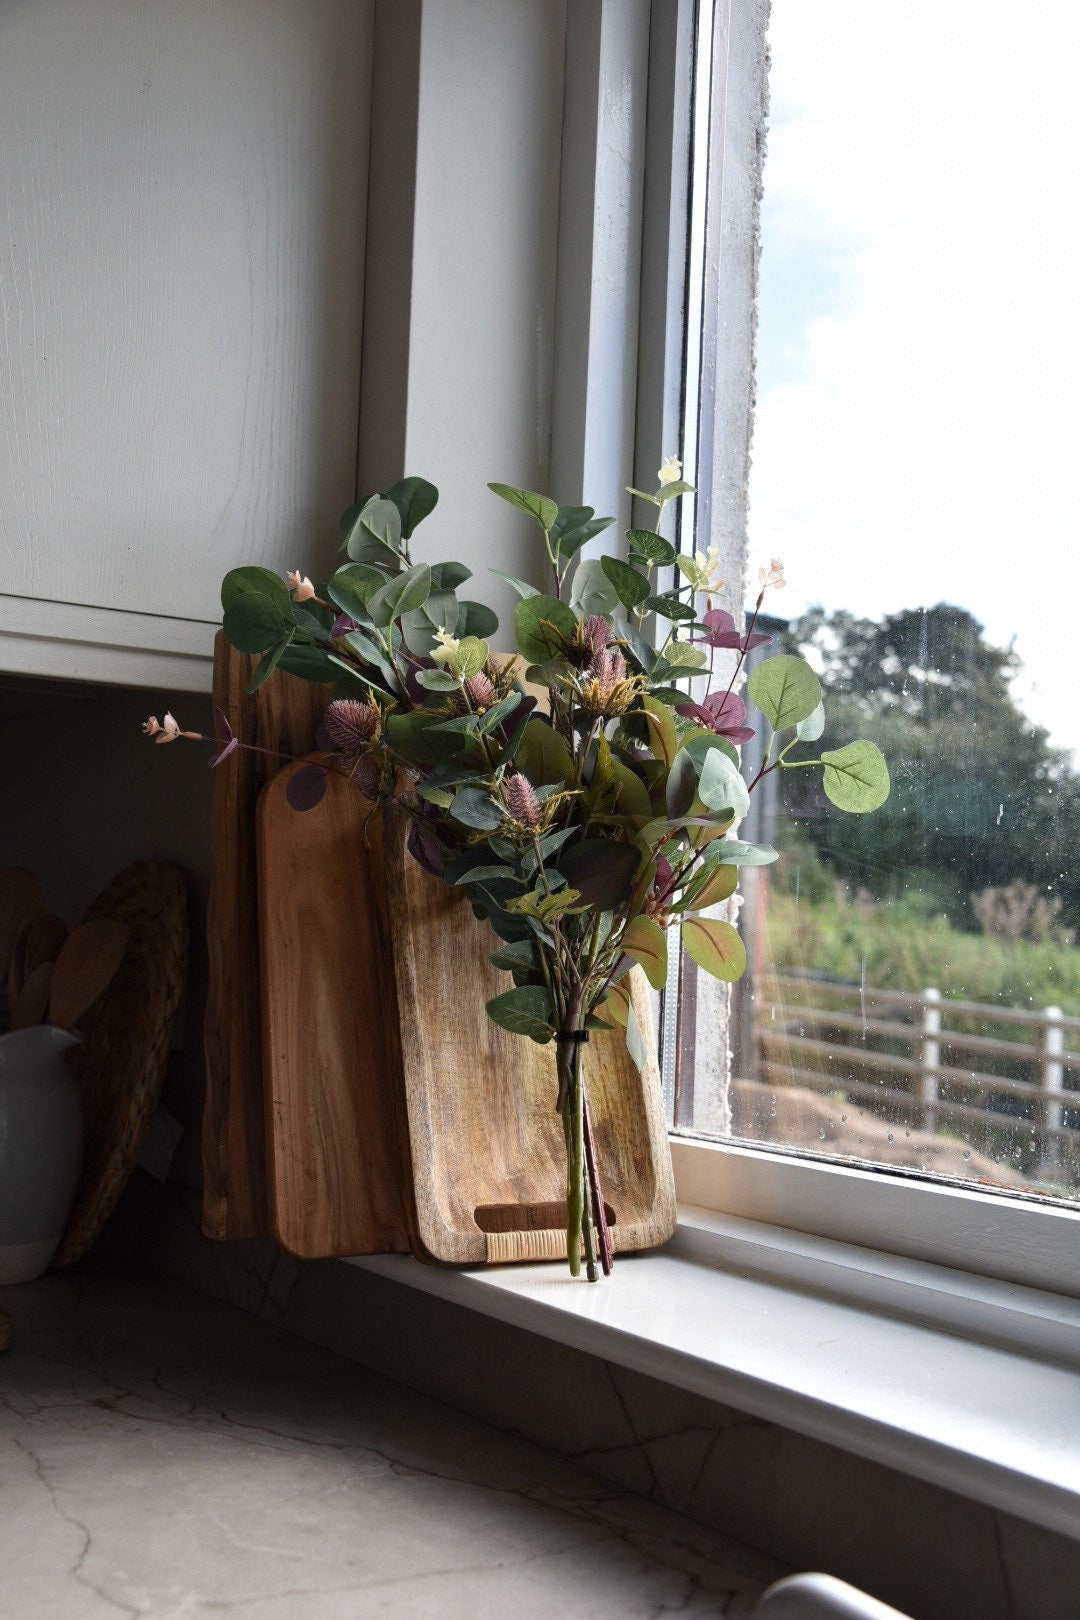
left=778, top=603, right=1073, bottom=927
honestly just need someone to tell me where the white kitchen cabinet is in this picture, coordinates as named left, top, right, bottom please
left=0, top=0, right=372, bottom=691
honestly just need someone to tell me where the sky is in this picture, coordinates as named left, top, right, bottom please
left=747, top=1, right=1080, bottom=755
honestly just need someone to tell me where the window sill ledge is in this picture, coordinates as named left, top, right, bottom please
left=348, top=1207, right=1080, bottom=1544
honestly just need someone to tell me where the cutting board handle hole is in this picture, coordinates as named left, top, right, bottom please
left=474, top=1200, right=617, bottom=1234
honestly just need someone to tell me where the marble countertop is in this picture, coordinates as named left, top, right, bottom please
left=0, top=1267, right=782, bottom=1619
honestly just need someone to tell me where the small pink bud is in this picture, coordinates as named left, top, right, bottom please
left=287, top=570, right=316, bottom=602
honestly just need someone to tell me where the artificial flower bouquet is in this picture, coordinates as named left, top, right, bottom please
left=149, top=459, right=889, bottom=1281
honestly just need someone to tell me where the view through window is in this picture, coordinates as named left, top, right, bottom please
left=681, top=0, right=1080, bottom=1205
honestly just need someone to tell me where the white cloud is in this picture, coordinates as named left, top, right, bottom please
left=748, top=1, right=1080, bottom=752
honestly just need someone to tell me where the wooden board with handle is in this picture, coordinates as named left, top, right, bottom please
left=257, top=759, right=411, bottom=1259
left=202, top=633, right=333, bottom=1241
left=382, top=818, right=677, bottom=1266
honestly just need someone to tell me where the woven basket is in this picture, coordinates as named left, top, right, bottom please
left=53, top=862, right=188, bottom=1266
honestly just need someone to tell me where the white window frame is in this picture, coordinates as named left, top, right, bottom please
left=650, top=0, right=1080, bottom=1302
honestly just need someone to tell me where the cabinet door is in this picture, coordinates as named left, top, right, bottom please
left=0, top=0, right=372, bottom=673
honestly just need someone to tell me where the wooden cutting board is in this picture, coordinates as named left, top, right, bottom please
left=256, top=759, right=411, bottom=1258
left=202, top=633, right=333, bottom=1241
left=382, top=819, right=677, bottom=1266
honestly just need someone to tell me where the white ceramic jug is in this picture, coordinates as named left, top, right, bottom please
left=0, top=1025, right=83, bottom=1284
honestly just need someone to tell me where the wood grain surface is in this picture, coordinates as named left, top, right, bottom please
left=257, top=760, right=410, bottom=1259
left=384, top=820, right=677, bottom=1266
left=202, top=634, right=332, bottom=1241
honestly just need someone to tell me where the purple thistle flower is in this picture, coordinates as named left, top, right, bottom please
left=319, top=699, right=379, bottom=752
left=504, top=773, right=542, bottom=830
left=463, top=671, right=497, bottom=710
left=581, top=615, right=611, bottom=656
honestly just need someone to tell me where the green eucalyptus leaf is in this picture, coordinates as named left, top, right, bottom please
left=513, top=594, right=576, bottom=663
left=665, top=750, right=698, bottom=818
left=621, top=915, right=667, bottom=991
left=386, top=476, right=438, bottom=539
left=797, top=700, right=826, bottom=742
left=515, top=717, right=575, bottom=788
left=367, top=563, right=432, bottom=628
left=477, top=691, right=523, bottom=732
left=455, top=599, right=500, bottom=640
left=489, top=939, right=539, bottom=973
left=682, top=916, right=746, bottom=981
left=657, top=478, right=695, bottom=505
left=664, top=642, right=708, bottom=670
left=820, top=740, right=891, bottom=813
left=698, top=749, right=750, bottom=819
left=710, top=839, right=779, bottom=867
left=600, top=556, right=651, bottom=611
left=489, top=569, right=541, bottom=600
left=276, top=645, right=339, bottom=684
left=488, top=482, right=559, bottom=532
left=345, top=496, right=402, bottom=564
left=625, top=529, right=676, bottom=566
left=246, top=633, right=293, bottom=692
left=555, top=515, right=616, bottom=558
left=448, top=636, right=488, bottom=679
left=644, top=593, right=697, bottom=622
left=569, top=558, right=622, bottom=619
left=450, top=786, right=503, bottom=830
left=682, top=731, right=740, bottom=772
left=326, top=563, right=385, bottom=620
left=485, top=985, right=556, bottom=1043
left=748, top=654, right=822, bottom=731
left=430, top=561, right=472, bottom=590
left=221, top=565, right=293, bottom=614
left=413, top=667, right=460, bottom=692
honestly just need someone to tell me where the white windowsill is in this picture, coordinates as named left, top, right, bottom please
left=348, top=1207, right=1080, bottom=1545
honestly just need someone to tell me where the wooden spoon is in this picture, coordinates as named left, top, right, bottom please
left=47, top=920, right=128, bottom=1030
left=0, top=868, right=44, bottom=994
left=9, top=960, right=53, bottom=1029
left=20, top=913, right=68, bottom=979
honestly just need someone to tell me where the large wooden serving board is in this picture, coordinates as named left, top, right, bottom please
left=202, top=634, right=332, bottom=1241
left=257, top=760, right=411, bottom=1259
left=383, top=820, right=677, bottom=1266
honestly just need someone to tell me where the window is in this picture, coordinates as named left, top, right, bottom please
left=666, top=0, right=1080, bottom=1280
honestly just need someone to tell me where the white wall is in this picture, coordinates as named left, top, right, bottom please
left=0, top=0, right=373, bottom=629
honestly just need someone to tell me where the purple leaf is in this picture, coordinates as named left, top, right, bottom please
left=208, top=736, right=239, bottom=768
left=407, top=819, right=446, bottom=877
left=330, top=612, right=359, bottom=639
left=558, top=839, right=639, bottom=910
left=695, top=608, right=772, bottom=652
left=212, top=705, right=234, bottom=742
left=286, top=762, right=328, bottom=811
left=676, top=690, right=756, bottom=744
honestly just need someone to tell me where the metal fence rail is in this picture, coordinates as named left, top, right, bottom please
left=755, top=972, right=1080, bottom=1184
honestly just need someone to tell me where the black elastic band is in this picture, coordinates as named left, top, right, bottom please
left=555, top=1029, right=590, bottom=1044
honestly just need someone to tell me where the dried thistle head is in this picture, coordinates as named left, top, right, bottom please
left=566, top=613, right=612, bottom=667
left=463, top=671, right=498, bottom=711
left=503, top=772, right=542, bottom=831
left=321, top=698, right=381, bottom=752
left=578, top=648, right=639, bottom=717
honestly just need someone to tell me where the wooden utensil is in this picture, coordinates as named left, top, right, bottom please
left=9, top=961, right=54, bottom=1029
left=257, top=758, right=411, bottom=1259
left=20, top=913, right=68, bottom=979
left=0, top=868, right=43, bottom=988
left=203, top=632, right=333, bottom=1242
left=47, top=921, right=128, bottom=1030
left=383, top=820, right=677, bottom=1266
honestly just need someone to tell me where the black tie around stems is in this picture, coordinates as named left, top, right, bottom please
left=555, top=1029, right=590, bottom=1043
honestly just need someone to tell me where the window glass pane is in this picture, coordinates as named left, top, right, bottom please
left=683, top=0, right=1080, bottom=1204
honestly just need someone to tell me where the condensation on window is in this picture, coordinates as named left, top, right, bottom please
left=678, top=1, right=1080, bottom=1206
